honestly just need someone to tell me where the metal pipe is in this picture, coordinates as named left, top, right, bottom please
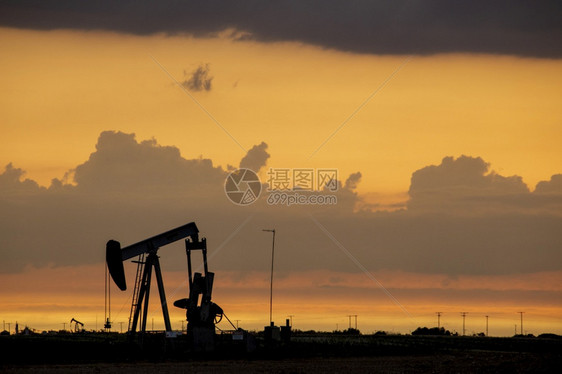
left=153, top=254, right=172, bottom=332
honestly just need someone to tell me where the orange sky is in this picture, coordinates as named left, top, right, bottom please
left=1, top=28, right=561, bottom=198
left=2, top=265, right=561, bottom=336
left=1, top=26, right=561, bottom=337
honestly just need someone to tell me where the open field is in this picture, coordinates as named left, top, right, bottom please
left=2, top=352, right=560, bottom=374
left=1, top=333, right=561, bottom=373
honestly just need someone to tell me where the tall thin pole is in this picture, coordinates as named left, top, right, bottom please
left=518, top=312, right=524, bottom=335
left=436, top=312, right=442, bottom=329
left=263, top=229, right=276, bottom=325
left=108, top=265, right=110, bottom=326
left=104, top=263, right=107, bottom=327
left=461, top=312, right=468, bottom=336
left=270, top=230, right=275, bottom=325
left=485, top=315, right=489, bottom=337
left=104, top=262, right=111, bottom=331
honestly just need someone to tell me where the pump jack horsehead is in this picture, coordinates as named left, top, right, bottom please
left=105, top=222, right=223, bottom=348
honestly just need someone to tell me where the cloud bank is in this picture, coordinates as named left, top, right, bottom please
left=1, top=131, right=561, bottom=278
left=0, top=1, right=560, bottom=58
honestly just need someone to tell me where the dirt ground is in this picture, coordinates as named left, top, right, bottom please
left=3, top=351, right=560, bottom=374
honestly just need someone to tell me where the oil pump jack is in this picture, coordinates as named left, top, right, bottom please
left=70, top=318, right=84, bottom=333
left=105, top=222, right=224, bottom=349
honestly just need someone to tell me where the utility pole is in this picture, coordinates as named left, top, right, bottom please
left=119, top=322, right=124, bottom=333
left=263, top=229, right=276, bottom=325
left=485, top=315, right=489, bottom=337
left=347, top=315, right=357, bottom=330
left=436, top=312, right=442, bottom=329
left=518, top=312, right=524, bottom=335
left=62, top=322, right=66, bottom=331
left=234, top=320, right=240, bottom=329
left=460, top=312, right=468, bottom=336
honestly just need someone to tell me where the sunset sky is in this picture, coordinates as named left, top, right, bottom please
left=1, top=1, right=561, bottom=336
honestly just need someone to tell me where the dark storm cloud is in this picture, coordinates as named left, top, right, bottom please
left=0, top=1, right=560, bottom=57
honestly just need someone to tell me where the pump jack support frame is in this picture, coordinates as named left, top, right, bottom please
left=129, top=251, right=172, bottom=334
left=106, top=222, right=203, bottom=336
